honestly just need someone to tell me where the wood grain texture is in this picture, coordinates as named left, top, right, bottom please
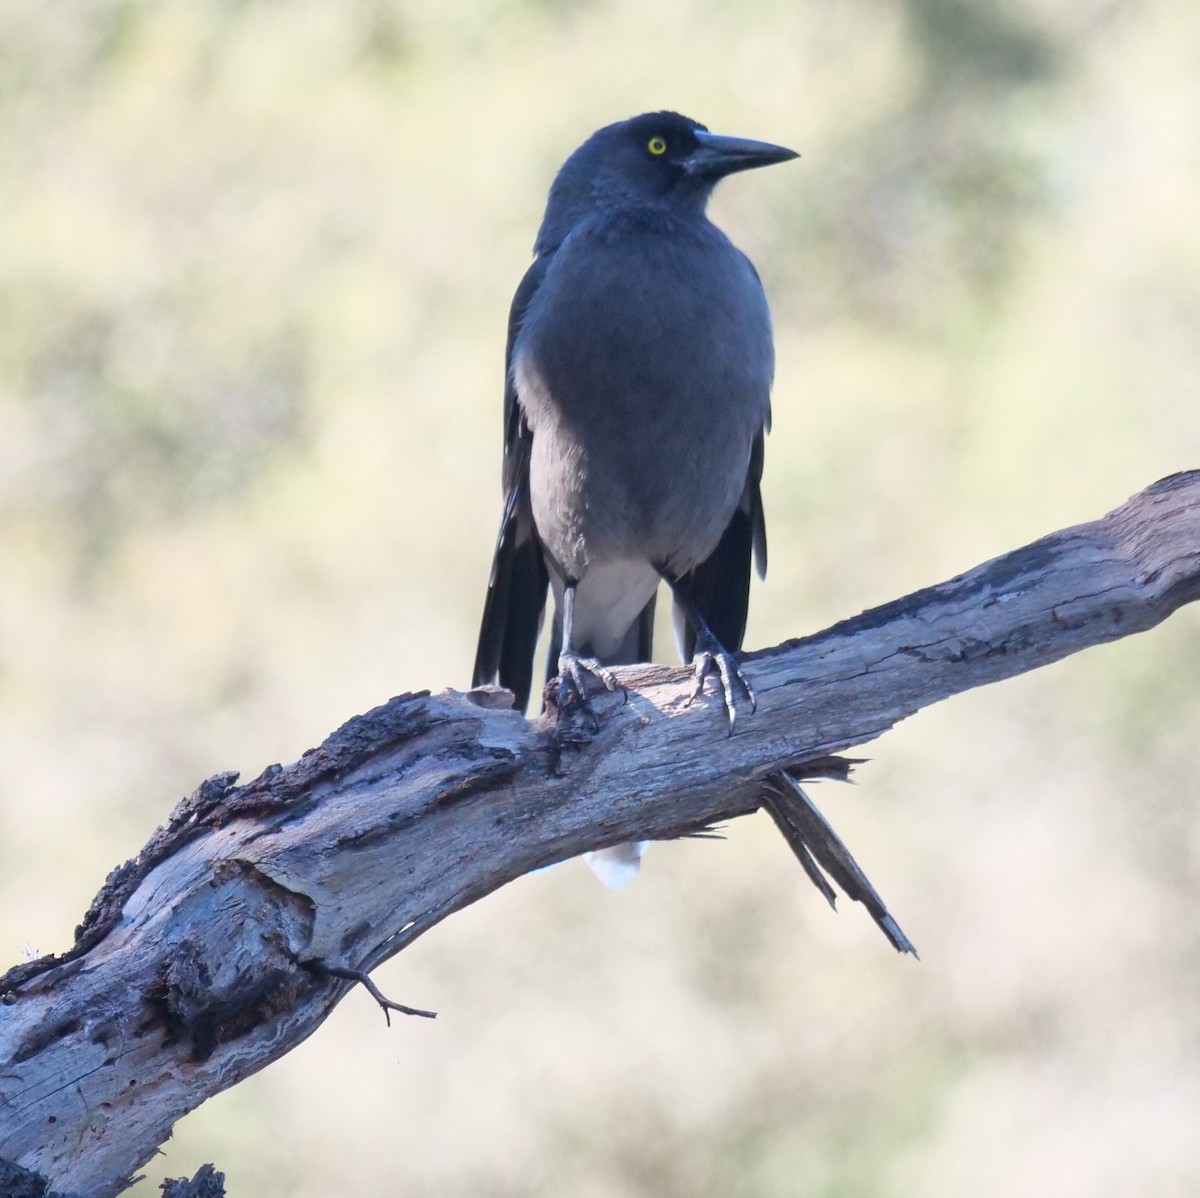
left=2, top=471, right=1198, bottom=1197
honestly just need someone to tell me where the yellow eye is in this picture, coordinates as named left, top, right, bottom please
left=647, top=136, right=667, bottom=156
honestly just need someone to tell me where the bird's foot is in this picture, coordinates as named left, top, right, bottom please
left=687, top=632, right=755, bottom=733
left=554, top=652, right=625, bottom=735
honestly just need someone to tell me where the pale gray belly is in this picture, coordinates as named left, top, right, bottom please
left=523, top=384, right=752, bottom=582
left=550, top=559, right=660, bottom=659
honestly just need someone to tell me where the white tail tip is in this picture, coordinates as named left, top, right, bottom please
left=583, top=842, right=649, bottom=889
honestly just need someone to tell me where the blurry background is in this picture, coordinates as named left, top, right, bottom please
left=2, top=1, right=1199, bottom=1194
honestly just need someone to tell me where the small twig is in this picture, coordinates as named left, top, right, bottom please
left=310, top=962, right=437, bottom=1025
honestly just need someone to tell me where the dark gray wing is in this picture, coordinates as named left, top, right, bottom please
left=673, top=427, right=767, bottom=659
left=472, top=258, right=550, bottom=709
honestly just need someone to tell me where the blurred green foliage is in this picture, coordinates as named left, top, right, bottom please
left=2, top=1, right=1199, bottom=1195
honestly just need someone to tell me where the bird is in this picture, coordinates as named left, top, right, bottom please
left=472, top=111, right=796, bottom=883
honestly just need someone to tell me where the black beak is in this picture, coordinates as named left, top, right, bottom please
left=684, top=130, right=799, bottom=179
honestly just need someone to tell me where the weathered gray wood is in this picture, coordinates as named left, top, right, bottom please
left=2, top=471, right=1198, bottom=1198
left=160, top=1164, right=225, bottom=1198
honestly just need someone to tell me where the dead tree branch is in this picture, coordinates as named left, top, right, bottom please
left=2, top=471, right=1198, bottom=1197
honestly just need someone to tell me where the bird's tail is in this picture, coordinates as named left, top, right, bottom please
left=583, top=841, right=650, bottom=889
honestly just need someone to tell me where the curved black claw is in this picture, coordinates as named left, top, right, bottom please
left=687, top=635, right=756, bottom=733
left=555, top=652, right=625, bottom=733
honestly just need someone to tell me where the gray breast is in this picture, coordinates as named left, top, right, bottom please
left=515, top=213, right=773, bottom=581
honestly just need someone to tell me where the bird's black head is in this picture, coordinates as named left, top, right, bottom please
left=534, top=111, right=797, bottom=255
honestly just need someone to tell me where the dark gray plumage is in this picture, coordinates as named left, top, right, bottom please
left=473, top=112, right=796, bottom=757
